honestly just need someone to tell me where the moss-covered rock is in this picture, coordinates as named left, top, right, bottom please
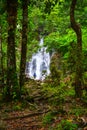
left=50, top=52, right=62, bottom=85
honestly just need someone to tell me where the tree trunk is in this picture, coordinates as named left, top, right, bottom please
left=6, top=0, right=18, bottom=100
left=19, top=0, right=28, bottom=91
left=0, top=24, right=4, bottom=88
left=70, top=0, right=83, bottom=97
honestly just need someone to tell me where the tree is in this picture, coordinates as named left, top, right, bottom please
left=6, top=0, right=18, bottom=100
left=0, top=21, right=4, bottom=88
left=0, top=0, right=6, bottom=89
left=70, top=0, right=83, bottom=97
left=19, top=0, right=28, bottom=91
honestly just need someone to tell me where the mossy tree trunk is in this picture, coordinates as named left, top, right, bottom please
left=70, top=0, right=83, bottom=97
left=19, top=0, right=28, bottom=92
left=6, top=0, right=18, bottom=100
left=0, top=24, right=4, bottom=88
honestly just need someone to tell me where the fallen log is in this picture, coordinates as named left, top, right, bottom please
left=3, top=110, right=50, bottom=121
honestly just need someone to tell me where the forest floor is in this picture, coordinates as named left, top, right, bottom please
left=0, top=79, right=87, bottom=130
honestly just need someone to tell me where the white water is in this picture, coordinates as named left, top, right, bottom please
left=25, top=38, right=50, bottom=80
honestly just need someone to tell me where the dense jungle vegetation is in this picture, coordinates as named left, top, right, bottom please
left=0, top=0, right=87, bottom=129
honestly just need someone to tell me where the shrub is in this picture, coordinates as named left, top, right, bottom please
left=56, top=119, right=78, bottom=130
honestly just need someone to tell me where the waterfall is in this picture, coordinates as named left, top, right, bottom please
left=25, top=38, right=50, bottom=80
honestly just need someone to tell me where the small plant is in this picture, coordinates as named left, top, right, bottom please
left=55, top=119, right=78, bottom=130
left=12, top=101, right=22, bottom=111
left=70, top=107, right=85, bottom=117
left=13, top=105, right=21, bottom=111
left=12, top=92, right=17, bottom=100
left=42, top=112, right=54, bottom=126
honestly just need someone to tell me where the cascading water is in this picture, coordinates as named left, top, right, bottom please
left=25, top=38, right=50, bottom=80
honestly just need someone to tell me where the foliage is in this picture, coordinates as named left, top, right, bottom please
left=42, top=112, right=54, bottom=125
left=42, top=80, right=69, bottom=107
left=70, top=107, right=87, bottom=117
left=55, top=119, right=78, bottom=130
left=44, top=32, right=60, bottom=52
left=67, top=42, right=77, bottom=73
left=12, top=103, right=22, bottom=111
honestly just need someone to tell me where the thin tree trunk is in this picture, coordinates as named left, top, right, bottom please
left=6, top=0, right=18, bottom=100
left=0, top=24, right=4, bottom=88
left=20, top=0, right=28, bottom=91
left=0, top=13, right=5, bottom=89
left=70, top=0, right=83, bottom=97
left=0, top=5, right=1, bottom=85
